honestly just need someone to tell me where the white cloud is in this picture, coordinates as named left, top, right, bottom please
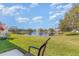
left=0, top=4, right=4, bottom=9
left=49, top=3, right=73, bottom=21
left=16, top=17, right=29, bottom=23
left=50, top=3, right=58, bottom=7
left=30, top=3, right=39, bottom=8
left=63, top=4, right=72, bottom=9
left=49, top=11, right=66, bottom=15
left=9, top=5, right=26, bottom=10
left=0, top=4, right=39, bottom=15
left=28, top=3, right=39, bottom=11
left=56, top=4, right=72, bottom=11
left=50, top=3, right=72, bottom=7
left=49, top=3, right=72, bottom=15
left=32, top=16, right=43, bottom=23
left=49, top=13, right=63, bottom=20
left=0, top=5, right=26, bottom=16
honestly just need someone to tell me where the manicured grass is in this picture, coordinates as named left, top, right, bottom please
left=46, top=35, right=79, bottom=56
left=1, top=34, right=79, bottom=56
left=9, top=34, right=79, bottom=56
left=9, top=34, right=48, bottom=55
left=0, top=40, right=17, bottom=53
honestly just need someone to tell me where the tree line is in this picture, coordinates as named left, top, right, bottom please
left=9, top=26, right=55, bottom=36
left=59, top=4, right=79, bottom=32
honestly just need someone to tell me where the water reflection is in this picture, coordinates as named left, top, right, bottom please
left=25, top=32, right=49, bottom=36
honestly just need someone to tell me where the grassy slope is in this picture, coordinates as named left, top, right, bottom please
left=9, top=34, right=79, bottom=56
left=9, top=34, right=48, bottom=55
left=1, top=34, right=79, bottom=56
left=0, top=40, right=17, bottom=53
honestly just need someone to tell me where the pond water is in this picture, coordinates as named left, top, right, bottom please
left=25, top=32, right=49, bottom=36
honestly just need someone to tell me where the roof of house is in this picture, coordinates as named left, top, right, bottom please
left=0, top=24, right=6, bottom=31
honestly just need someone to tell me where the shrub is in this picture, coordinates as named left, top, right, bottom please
left=64, top=32, right=79, bottom=36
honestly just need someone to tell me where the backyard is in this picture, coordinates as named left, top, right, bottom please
left=1, top=33, right=79, bottom=56
left=0, top=3, right=79, bottom=56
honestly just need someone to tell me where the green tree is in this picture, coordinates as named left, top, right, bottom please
left=26, top=29, right=33, bottom=35
left=48, top=28, right=54, bottom=36
left=59, top=4, right=79, bottom=32
left=38, top=28, right=44, bottom=36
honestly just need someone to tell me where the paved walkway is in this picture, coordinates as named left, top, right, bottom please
left=0, top=49, right=24, bottom=56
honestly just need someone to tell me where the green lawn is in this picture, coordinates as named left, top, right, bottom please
left=0, top=40, right=17, bottom=53
left=9, top=34, right=48, bottom=55
left=1, top=34, right=79, bottom=56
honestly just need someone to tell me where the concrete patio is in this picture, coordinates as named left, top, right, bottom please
left=0, top=49, right=24, bottom=56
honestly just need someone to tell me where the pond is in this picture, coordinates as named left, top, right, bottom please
left=25, top=32, right=49, bottom=36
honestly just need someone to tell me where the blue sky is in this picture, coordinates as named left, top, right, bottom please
left=0, top=3, right=73, bottom=29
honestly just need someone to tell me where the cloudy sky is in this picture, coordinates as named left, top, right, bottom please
left=0, top=3, right=73, bottom=29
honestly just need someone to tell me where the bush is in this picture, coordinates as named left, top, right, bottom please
left=64, top=32, right=79, bottom=36
left=0, top=37, right=7, bottom=40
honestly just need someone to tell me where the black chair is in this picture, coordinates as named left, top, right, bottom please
left=28, top=38, right=50, bottom=56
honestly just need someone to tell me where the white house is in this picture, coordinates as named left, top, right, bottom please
left=0, top=23, right=8, bottom=38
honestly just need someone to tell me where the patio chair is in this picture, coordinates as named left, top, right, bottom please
left=26, top=38, right=50, bottom=56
